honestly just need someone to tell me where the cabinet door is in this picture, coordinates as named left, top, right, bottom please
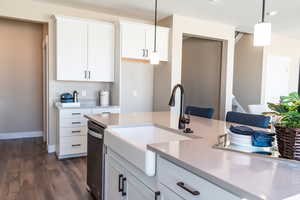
left=56, top=17, right=88, bottom=81
left=121, top=22, right=147, bottom=60
left=146, top=27, right=169, bottom=61
left=160, top=184, right=184, bottom=200
left=125, top=172, right=155, bottom=200
left=88, top=22, right=115, bottom=82
left=105, top=155, right=125, bottom=200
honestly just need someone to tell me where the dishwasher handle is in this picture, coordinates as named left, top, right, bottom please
left=88, top=129, right=103, bottom=139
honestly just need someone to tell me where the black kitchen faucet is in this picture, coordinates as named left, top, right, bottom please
left=168, top=84, right=193, bottom=133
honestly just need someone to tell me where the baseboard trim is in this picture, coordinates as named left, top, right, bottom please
left=0, top=131, right=43, bottom=140
left=47, top=145, right=56, bottom=154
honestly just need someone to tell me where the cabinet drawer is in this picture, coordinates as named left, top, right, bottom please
left=60, top=118, right=87, bottom=128
left=60, top=109, right=91, bottom=119
left=60, top=136, right=87, bottom=155
left=60, top=126, right=87, bottom=137
left=158, top=157, right=241, bottom=200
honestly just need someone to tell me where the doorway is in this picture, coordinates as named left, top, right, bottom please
left=0, top=17, right=48, bottom=141
left=181, top=36, right=222, bottom=119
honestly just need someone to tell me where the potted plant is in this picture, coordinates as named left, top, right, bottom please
left=265, top=92, right=300, bottom=160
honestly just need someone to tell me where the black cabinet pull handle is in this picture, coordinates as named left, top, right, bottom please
left=72, top=122, right=81, bottom=124
left=118, top=174, right=123, bottom=192
left=155, top=191, right=160, bottom=200
left=177, top=182, right=200, bottom=196
left=72, top=113, right=81, bottom=115
left=121, top=177, right=127, bottom=196
left=71, top=144, right=81, bottom=147
left=72, top=130, right=81, bottom=133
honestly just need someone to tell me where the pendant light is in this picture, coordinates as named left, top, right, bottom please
left=150, top=0, right=160, bottom=65
left=254, top=0, right=271, bottom=46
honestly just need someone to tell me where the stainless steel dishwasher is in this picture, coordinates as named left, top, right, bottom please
left=87, top=120, right=105, bottom=200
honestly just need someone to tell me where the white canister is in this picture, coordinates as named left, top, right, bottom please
left=99, top=90, right=110, bottom=106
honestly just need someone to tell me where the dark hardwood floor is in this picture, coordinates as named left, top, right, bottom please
left=0, top=137, right=93, bottom=200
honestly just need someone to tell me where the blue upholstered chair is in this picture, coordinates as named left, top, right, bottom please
left=185, top=106, right=214, bottom=119
left=226, top=111, right=271, bottom=128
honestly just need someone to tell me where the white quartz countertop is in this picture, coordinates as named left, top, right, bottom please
left=85, top=112, right=300, bottom=200
left=55, top=103, right=119, bottom=110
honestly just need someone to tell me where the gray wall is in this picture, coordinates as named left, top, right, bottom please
left=0, top=18, right=43, bottom=133
left=181, top=37, right=222, bottom=119
left=153, top=61, right=172, bottom=111
left=233, top=34, right=264, bottom=111
left=120, top=61, right=154, bottom=113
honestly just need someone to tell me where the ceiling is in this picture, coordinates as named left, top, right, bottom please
left=40, top=0, right=300, bottom=39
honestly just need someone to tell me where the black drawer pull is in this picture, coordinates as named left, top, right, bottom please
left=72, top=122, right=81, bottom=124
left=121, top=177, right=127, bottom=196
left=118, top=174, right=123, bottom=192
left=72, top=130, right=81, bottom=133
left=72, top=113, right=81, bottom=115
left=71, top=144, right=81, bottom=147
left=155, top=191, right=160, bottom=200
left=177, top=182, right=200, bottom=196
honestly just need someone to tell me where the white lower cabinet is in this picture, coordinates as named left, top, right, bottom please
left=105, top=149, right=160, bottom=200
left=105, top=154, right=125, bottom=200
left=158, top=157, right=241, bottom=200
left=126, top=172, right=156, bottom=200
left=159, top=184, right=183, bottom=200
left=56, top=106, right=119, bottom=159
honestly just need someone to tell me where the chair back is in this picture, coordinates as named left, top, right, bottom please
left=185, top=106, right=214, bottom=119
left=226, top=111, right=270, bottom=128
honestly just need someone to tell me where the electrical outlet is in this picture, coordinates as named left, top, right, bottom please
left=133, top=90, right=138, bottom=97
left=82, top=89, right=87, bottom=97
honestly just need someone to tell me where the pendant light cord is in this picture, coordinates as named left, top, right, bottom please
left=154, top=0, right=157, bottom=52
left=262, top=0, right=265, bottom=22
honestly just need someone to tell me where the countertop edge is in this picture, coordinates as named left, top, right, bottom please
left=147, top=145, right=263, bottom=200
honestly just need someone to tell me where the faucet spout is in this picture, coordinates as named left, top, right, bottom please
left=168, top=84, right=188, bottom=130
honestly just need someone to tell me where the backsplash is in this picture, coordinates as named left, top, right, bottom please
left=54, top=81, right=112, bottom=104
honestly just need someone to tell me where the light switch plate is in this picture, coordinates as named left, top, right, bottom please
left=82, top=89, right=87, bottom=97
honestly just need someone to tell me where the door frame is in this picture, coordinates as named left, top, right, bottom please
left=42, top=27, right=49, bottom=145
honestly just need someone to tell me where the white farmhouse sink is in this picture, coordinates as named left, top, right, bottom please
left=104, top=125, right=190, bottom=176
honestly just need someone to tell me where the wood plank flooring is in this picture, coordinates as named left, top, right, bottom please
left=0, top=138, right=93, bottom=200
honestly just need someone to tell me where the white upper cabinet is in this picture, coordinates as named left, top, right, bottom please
left=121, top=22, right=147, bottom=60
left=146, top=27, right=169, bottom=61
left=88, top=21, right=115, bottom=82
left=55, top=16, right=115, bottom=82
left=56, top=18, right=88, bottom=81
left=120, top=21, right=169, bottom=62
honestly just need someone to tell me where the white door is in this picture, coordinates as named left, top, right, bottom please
left=105, top=155, right=125, bottom=200
left=88, top=22, right=115, bottom=82
left=56, top=17, right=88, bottom=81
left=159, top=184, right=184, bottom=200
left=146, top=27, right=169, bottom=61
left=264, top=55, right=291, bottom=104
left=125, top=172, right=155, bottom=200
left=121, top=22, right=147, bottom=60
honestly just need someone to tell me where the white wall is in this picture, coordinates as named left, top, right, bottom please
left=164, top=15, right=236, bottom=120
left=261, top=34, right=300, bottom=103
left=0, top=0, right=152, bottom=146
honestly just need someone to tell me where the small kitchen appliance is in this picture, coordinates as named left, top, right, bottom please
left=60, top=93, right=74, bottom=103
left=99, top=90, right=110, bottom=106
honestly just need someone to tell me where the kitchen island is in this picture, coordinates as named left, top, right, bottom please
left=85, top=112, right=300, bottom=200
